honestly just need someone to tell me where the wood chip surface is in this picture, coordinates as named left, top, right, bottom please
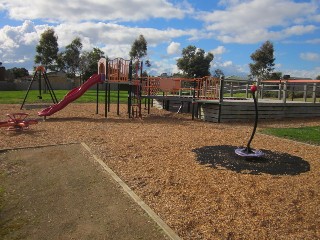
left=0, top=103, right=319, bottom=239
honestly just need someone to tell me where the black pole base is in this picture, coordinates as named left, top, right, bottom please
left=235, top=147, right=264, bottom=158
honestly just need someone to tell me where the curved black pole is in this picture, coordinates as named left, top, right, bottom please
left=246, top=90, right=258, bottom=153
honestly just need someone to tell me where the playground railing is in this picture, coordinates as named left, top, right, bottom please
left=260, top=80, right=320, bottom=103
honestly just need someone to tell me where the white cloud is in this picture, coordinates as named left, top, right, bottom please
left=221, top=60, right=233, bottom=67
left=0, top=20, right=196, bottom=73
left=53, top=22, right=194, bottom=49
left=210, top=46, right=226, bottom=55
left=212, top=57, right=249, bottom=77
left=282, top=67, right=320, bottom=79
left=283, top=25, right=317, bottom=36
left=0, top=20, right=41, bottom=64
left=310, top=13, right=320, bottom=22
left=2, top=0, right=188, bottom=22
left=167, top=42, right=181, bottom=55
left=198, top=0, right=318, bottom=43
left=307, top=38, right=320, bottom=44
left=300, top=52, right=320, bottom=61
left=148, top=58, right=179, bottom=76
left=1, top=0, right=319, bottom=78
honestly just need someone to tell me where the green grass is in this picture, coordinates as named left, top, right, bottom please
left=261, top=126, right=320, bottom=145
left=0, top=90, right=128, bottom=104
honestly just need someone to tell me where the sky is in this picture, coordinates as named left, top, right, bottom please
left=0, top=0, right=319, bottom=78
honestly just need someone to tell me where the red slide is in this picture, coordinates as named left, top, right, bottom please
left=38, top=74, right=103, bottom=117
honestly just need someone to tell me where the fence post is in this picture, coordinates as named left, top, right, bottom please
left=278, top=83, right=282, bottom=100
left=217, top=76, right=225, bottom=123
left=246, top=83, right=249, bottom=98
left=312, top=83, right=317, bottom=103
left=283, top=81, right=287, bottom=103
left=260, top=83, right=264, bottom=99
left=303, top=84, right=307, bottom=102
left=230, top=82, right=233, bottom=97
left=219, top=76, right=224, bottom=103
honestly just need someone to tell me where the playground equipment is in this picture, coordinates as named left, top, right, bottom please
left=235, top=84, right=264, bottom=158
left=35, top=56, right=221, bottom=119
left=37, top=58, right=138, bottom=118
left=104, top=58, right=140, bottom=118
left=21, top=66, right=58, bottom=109
left=38, top=74, right=103, bottom=116
left=0, top=113, right=38, bottom=131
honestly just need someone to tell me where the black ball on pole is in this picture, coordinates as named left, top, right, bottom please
left=235, top=84, right=264, bottom=158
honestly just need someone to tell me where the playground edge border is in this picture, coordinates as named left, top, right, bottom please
left=80, top=142, right=182, bottom=240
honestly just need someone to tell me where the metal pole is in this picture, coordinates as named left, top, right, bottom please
left=117, top=84, right=120, bottom=115
left=44, top=71, right=58, bottom=103
left=192, top=80, right=196, bottom=120
left=105, top=81, right=108, bottom=118
left=246, top=90, right=258, bottom=152
left=128, top=60, right=133, bottom=118
left=148, top=78, right=151, bottom=114
left=21, top=70, right=38, bottom=109
left=38, top=71, right=42, bottom=99
left=105, top=61, right=108, bottom=118
left=96, top=78, right=99, bottom=114
left=108, top=83, right=111, bottom=112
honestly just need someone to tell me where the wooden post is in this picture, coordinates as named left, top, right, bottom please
left=218, top=76, right=224, bottom=123
left=278, top=83, right=282, bottom=100
left=246, top=83, right=249, bottom=98
left=230, top=82, right=233, bottom=97
left=260, top=83, right=264, bottom=99
left=219, top=77, right=224, bottom=103
left=312, top=83, right=317, bottom=103
left=303, top=84, right=307, bottom=102
left=283, top=81, right=287, bottom=103
left=162, top=92, right=165, bottom=109
left=291, top=85, right=295, bottom=101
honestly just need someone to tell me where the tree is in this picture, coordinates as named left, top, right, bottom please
left=249, top=40, right=275, bottom=80
left=129, top=35, right=150, bottom=76
left=56, top=52, right=65, bottom=72
left=213, top=69, right=224, bottom=78
left=177, top=45, right=214, bottom=78
left=34, top=28, right=59, bottom=71
left=270, top=72, right=282, bottom=80
left=63, top=37, right=83, bottom=78
left=5, top=67, right=29, bottom=80
left=79, top=48, right=105, bottom=81
left=129, top=35, right=147, bottom=60
left=316, top=75, right=320, bottom=80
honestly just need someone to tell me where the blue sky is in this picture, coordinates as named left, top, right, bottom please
left=0, top=0, right=319, bottom=78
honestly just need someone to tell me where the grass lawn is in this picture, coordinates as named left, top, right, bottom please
left=261, top=126, right=320, bottom=145
left=0, top=90, right=128, bottom=104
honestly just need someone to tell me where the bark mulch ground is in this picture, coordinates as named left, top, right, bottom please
left=0, top=103, right=319, bottom=239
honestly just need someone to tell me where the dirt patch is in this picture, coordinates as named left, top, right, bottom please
left=0, top=103, right=320, bottom=239
left=0, top=144, right=169, bottom=240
